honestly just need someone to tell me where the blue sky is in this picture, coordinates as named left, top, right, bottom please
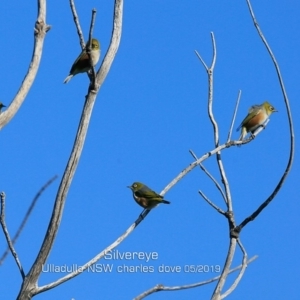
left=0, top=0, right=299, bottom=299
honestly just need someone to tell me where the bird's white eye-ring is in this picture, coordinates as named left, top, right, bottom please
left=133, top=184, right=137, bottom=187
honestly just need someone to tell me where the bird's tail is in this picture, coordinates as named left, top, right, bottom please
left=63, top=74, right=73, bottom=84
left=162, top=200, right=170, bottom=204
left=238, top=127, right=247, bottom=141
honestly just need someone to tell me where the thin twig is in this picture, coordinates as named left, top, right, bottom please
left=189, top=149, right=227, bottom=203
left=207, top=33, right=218, bottom=146
left=86, top=9, right=97, bottom=89
left=88, top=9, right=96, bottom=45
left=0, top=176, right=58, bottom=265
left=210, top=32, right=217, bottom=71
left=134, top=255, right=258, bottom=300
left=233, top=0, right=294, bottom=234
left=227, top=90, right=242, bottom=143
left=198, top=191, right=225, bottom=215
left=221, top=239, right=248, bottom=298
left=0, top=192, right=25, bottom=279
left=69, top=0, right=85, bottom=48
left=194, top=50, right=208, bottom=71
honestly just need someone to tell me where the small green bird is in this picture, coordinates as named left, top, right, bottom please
left=237, top=101, right=277, bottom=141
left=128, top=182, right=170, bottom=210
left=63, top=38, right=100, bottom=84
left=0, top=102, right=6, bottom=113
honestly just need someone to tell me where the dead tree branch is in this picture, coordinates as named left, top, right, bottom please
left=232, top=0, right=294, bottom=235
left=0, top=176, right=57, bottom=266
left=0, top=192, right=25, bottom=279
left=16, top=1, right=123, bottom=298
left=0, top=0, right=50, bottom=130
left=134, top=255, right=258, bottom=300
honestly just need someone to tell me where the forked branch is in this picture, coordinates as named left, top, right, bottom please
left=134, top=255, right=258, bottom=300
left=0, top=192, right=25, bottom=279
left=0, top=176, right=57, bottom=266
left=16, top=1, right=124, bottom=298
left=0, top=0, right=50, bottom=130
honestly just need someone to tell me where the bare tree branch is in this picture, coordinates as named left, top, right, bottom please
left=232, top=0, right=294, bottom=235
left=0, top=176, right=57, bottom=266
left=162, top=139, right=247, bottom=197
left=207, top=34, right=233, bottom=212
left=206, top=33, right=218, bottom=145
left=38, top=220, right=135, bottom=293
left=94, top=2, right=122, bottom=91
left=14, top=111, right=249, bottom=299
left=227, top=90, right=242, bottom=143
left=221, top=239, right=248, bottom=298
left=211, top=239, right=237, bottom=299
left=37, top=126, right=261, bottom=294
left=134, top=255, right=258, bottom=300
left=69, top=4, right=98, bottom=89
left=158, top=130, right=265, bottom=201
left=0, top=0, right=50, bottom=130
left=194, top=50, right=208, bottom=71
left=196, top=33, right=233, bottom=210
left=198, top=191, right=226, bottom=215
left=37, top=195, right=153, bottom=291
left=69, top=0, right=85, bottom=48
left=0, top=192, right=25, bottom=279
left=0, top=1, right=289, bottom=299
left=195, top=33, right=238, bottom=299
left=189, top=149, right=227, bottom=203
left=16, top=1, right=123, bottom=299
left=32, top=137, right=252, bottom=295
left=86, top=9, right=97, bottom=89
left=87, top=9, right=96, bottom=44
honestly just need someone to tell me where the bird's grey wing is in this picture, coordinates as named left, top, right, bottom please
left=248, top=105, right=260, bottom=113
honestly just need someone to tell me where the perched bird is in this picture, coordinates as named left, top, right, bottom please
left=63, top=38, right=100, bottom=84
left=0, top=102, right=6, bottom=113
left=128, top=182, right=170, bottom=210
left=237, top=101, right=277, bottom=141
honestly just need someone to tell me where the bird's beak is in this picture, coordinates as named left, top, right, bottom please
left=127, top=186, right=132, bottom=189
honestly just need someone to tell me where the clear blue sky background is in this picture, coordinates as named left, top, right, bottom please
left=0, top=0, right=299, bottom=299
